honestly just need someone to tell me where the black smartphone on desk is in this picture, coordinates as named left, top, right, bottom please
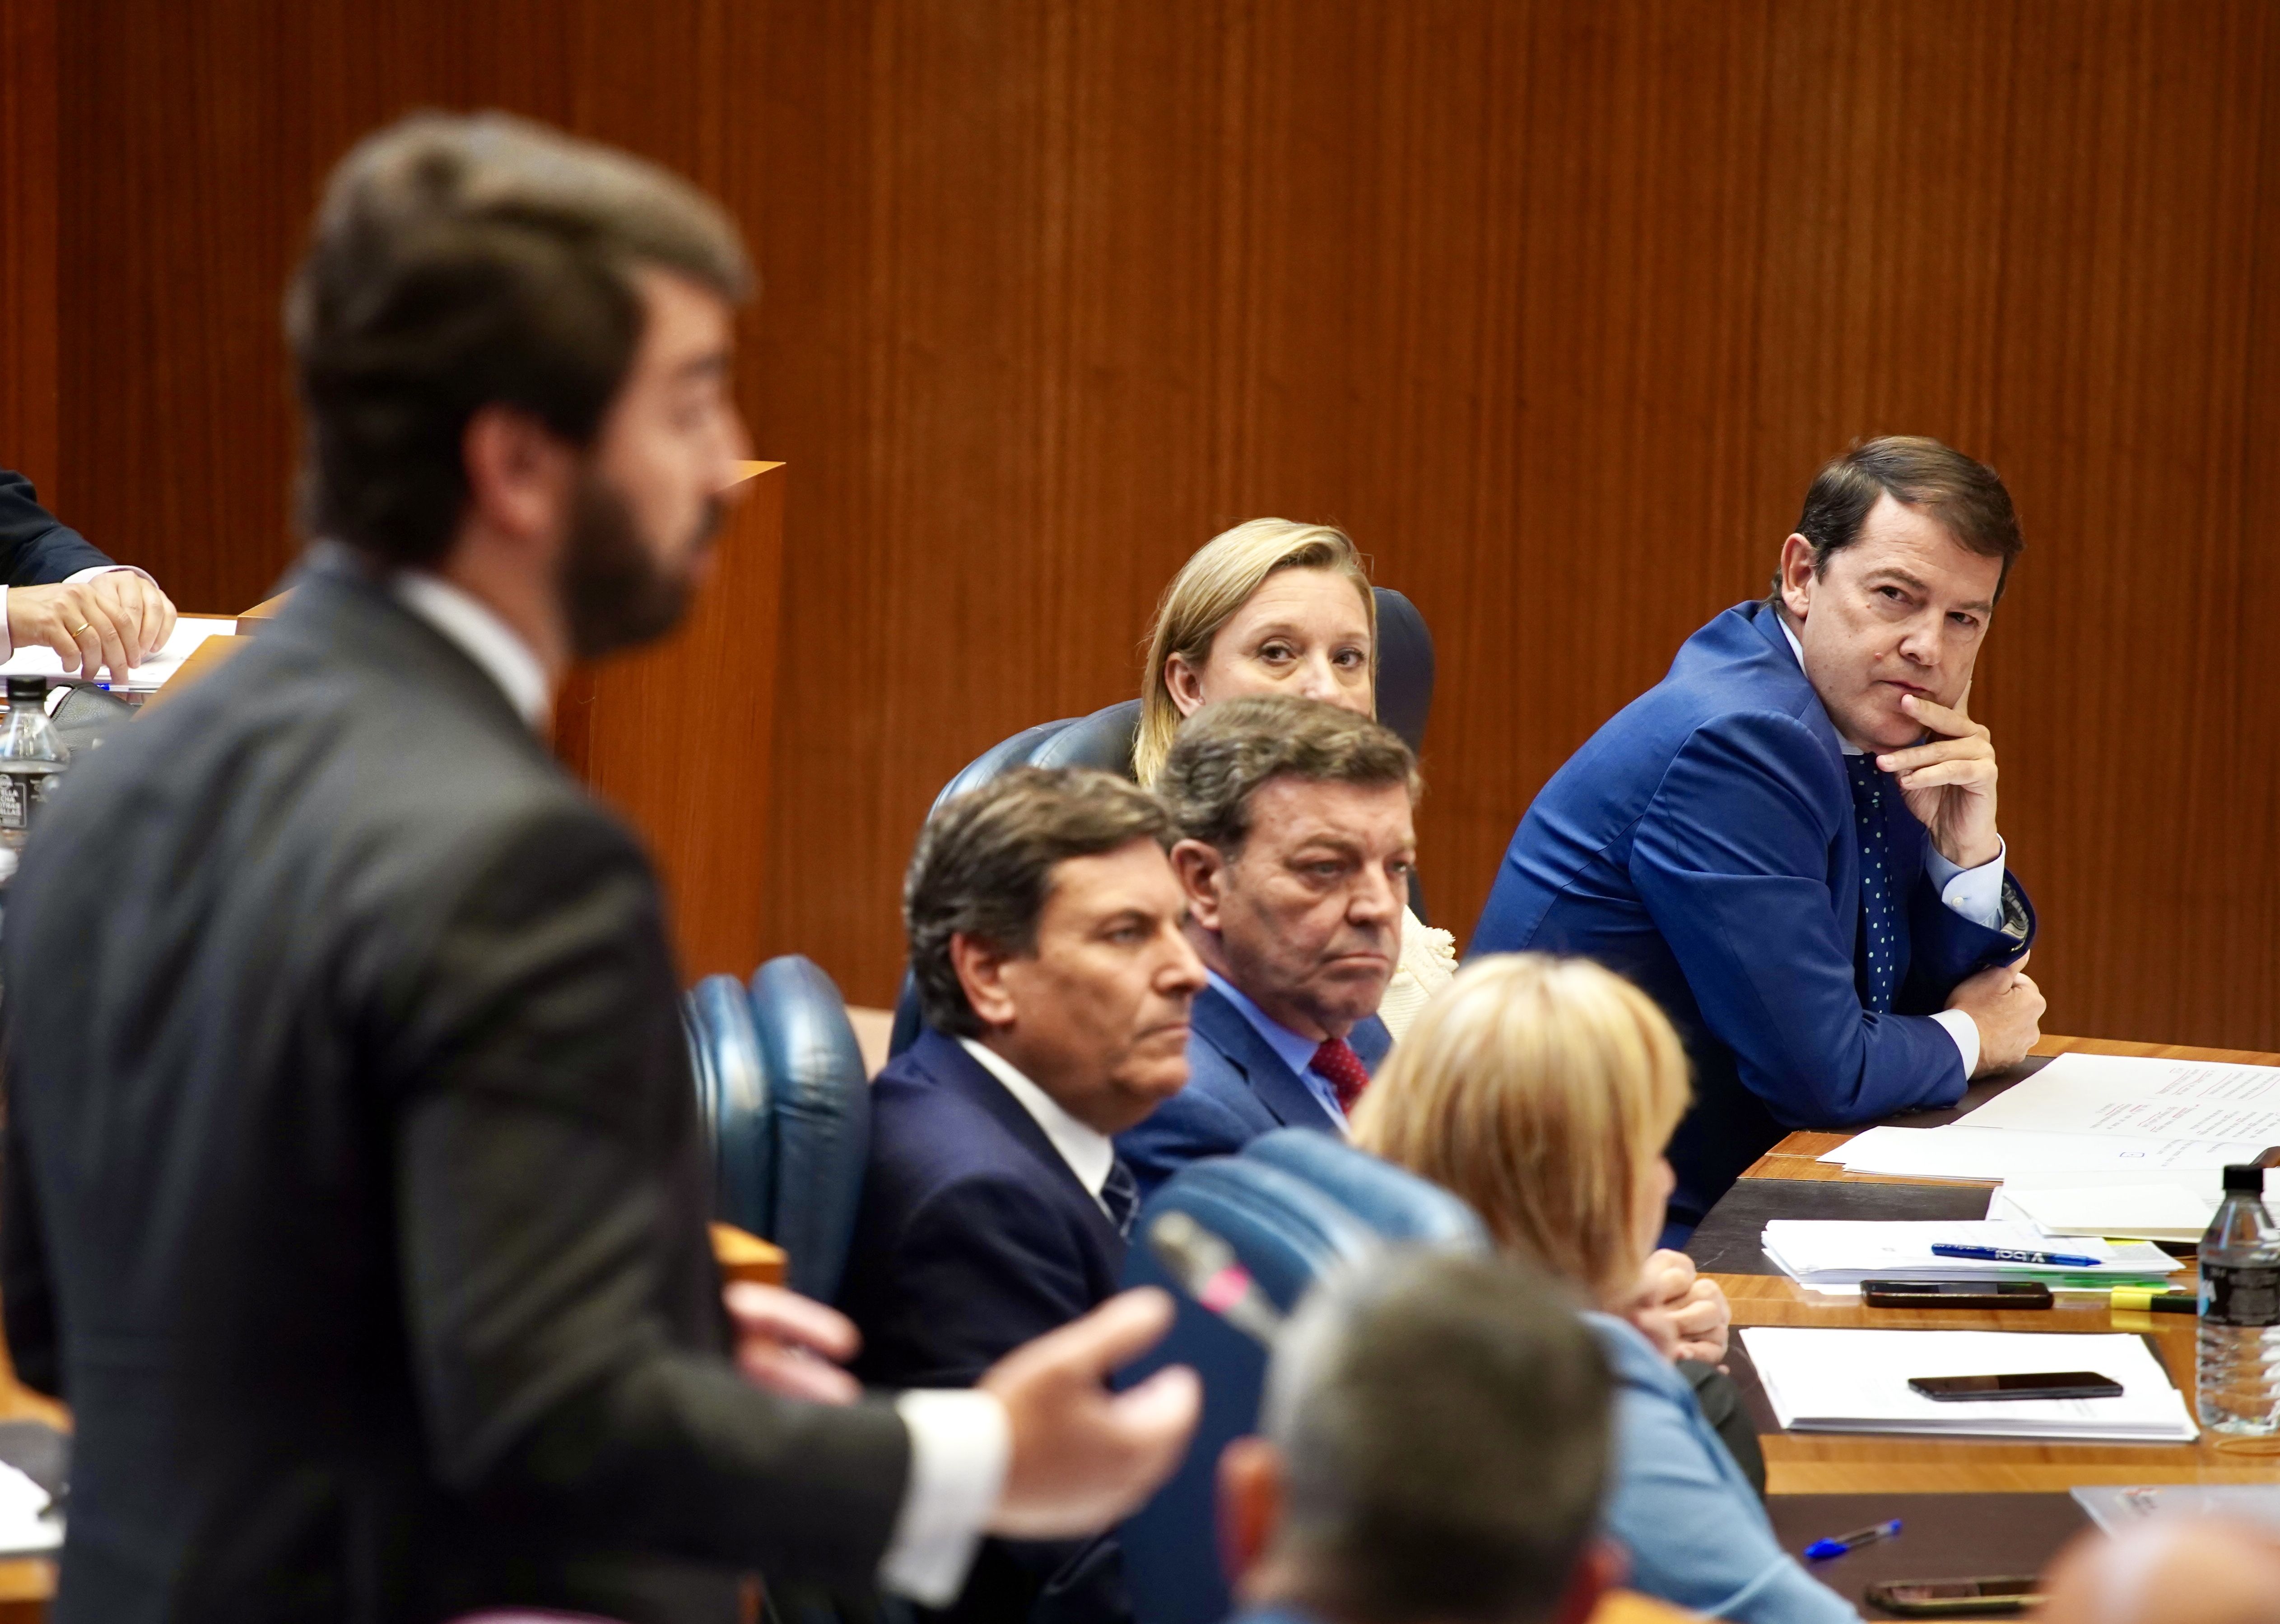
left=1864, top=1576, right=2040, bottom=1616
left=1864, top=1280, right=2053, bottom=1310
left=1907, top=1370, right=2122, bottom=1401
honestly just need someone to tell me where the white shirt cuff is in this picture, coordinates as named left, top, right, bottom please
left=877, top=1388, right=1010, bottom=1605
left=0, top=567, right=156, bottom=663
left=63, top=564, right=152, bottom=586
left=1922, top=836, right=2006, bottom=930
left=1931, top=1007, right=1982, bottom=1079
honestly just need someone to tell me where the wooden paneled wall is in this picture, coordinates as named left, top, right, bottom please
left=0, top=0, right=59, bottom=496
left=21, top=2, right=2280, bottom=1049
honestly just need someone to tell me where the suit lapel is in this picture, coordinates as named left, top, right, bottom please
left=1190, top=984, right=1343, bottom=1134
left=906, top=1032, right=1122, bottom=1250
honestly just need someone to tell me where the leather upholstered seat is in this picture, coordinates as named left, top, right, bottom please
left=747, top=955, right=872, bottom=1302
left=684, top=956, right=872, bottom=1302
left=684, top=973, right=775, bottom=1239
left=1116, top=1133, right=1486, bottom=1624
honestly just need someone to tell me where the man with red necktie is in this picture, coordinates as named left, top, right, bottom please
left=1117, top=695, right=1418, bottom=1197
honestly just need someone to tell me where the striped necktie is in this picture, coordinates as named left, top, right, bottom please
left=1101, top=1157, right=1140, bottom=1240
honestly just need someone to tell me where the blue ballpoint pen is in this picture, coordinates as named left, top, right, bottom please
left=1804, top=1519, right=1902, bottom=1560
left=1931, top=1242, right=2104, bottom=1267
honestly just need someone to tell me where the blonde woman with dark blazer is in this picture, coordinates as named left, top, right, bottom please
left=1135, top=519, right=1456, bottom=1036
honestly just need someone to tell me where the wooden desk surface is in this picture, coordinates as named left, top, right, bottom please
left=1714, top=1034, right=2280, bottom=1494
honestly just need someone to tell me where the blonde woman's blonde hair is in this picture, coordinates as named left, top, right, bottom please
left=1135, top=519, right=1376, bottom=786
left=1351, top=954, right=1691, bottom=1306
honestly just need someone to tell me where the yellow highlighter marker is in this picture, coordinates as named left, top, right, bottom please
left=2111, top=1288, right=2196, bottom=1315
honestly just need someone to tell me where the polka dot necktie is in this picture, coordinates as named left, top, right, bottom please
left=1847, top=752, right=1899, bottom=1013
left=1311, top=1037, right=1373, bottom=1115
left=1101, top=1157, right=1140, bottom=1241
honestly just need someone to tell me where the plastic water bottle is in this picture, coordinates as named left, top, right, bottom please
left=2197, top=1163, right=2280, bottom=1435
left=0, top=675, right=67, bottom=881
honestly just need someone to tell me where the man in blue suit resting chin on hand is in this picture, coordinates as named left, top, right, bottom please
left=1116, top=696, right=1419, bottom=1199
left=1474, top=436, right=2045, bottom=1239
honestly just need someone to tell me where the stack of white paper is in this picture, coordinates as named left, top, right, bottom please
left=1741, top=1327, right=2199, bottom=1442
left=1820, top=1124, right=2267, bottom=1182
left=1760, top=1219, right=2180, bottom=1289
left=1990, top=1183, right=2219, bottom=1244
left=0, top=1461, right=59, bottom=1559
left=1954, top=1053, right=2280, bottom=1143
left=0, top=615, right=236, bottom=694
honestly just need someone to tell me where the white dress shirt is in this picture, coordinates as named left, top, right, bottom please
left=1774, top=616, right=2007, bottom=1076
left=0, top=565, right=160, bottom=662
left=391, top=567, right=1008, bottom=1607
left=957, top=1038, right=1120, bottom=1218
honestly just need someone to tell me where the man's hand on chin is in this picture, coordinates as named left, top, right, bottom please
left=1876, top=684, right=2001, bottom=868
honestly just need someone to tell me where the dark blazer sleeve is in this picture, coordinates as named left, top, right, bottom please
left=0, top=1069, right=60, bottom=1399
left=1629, top=710, right=1968, bottom=1128
left=386, top=804, right=911, bottom=1590
left=0, top=471, right=115, bottom=585
left=1116, top=1075, right=1266, bottom=1201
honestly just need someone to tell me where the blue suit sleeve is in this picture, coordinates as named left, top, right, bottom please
left=877, top=1173, right=1102, bottom=1389
left=1603, top=1379, right=1857, bottom=1624
left=1629, top=710, right=1966, bottom=1128
left=1903, top=869, right=2035, bottom=1011
left=1589, top=1318, right=1856, bottom=1624
left=0, top=471, right=115, bottom=585
left=1116, top=1085, right=1261, bottom=1202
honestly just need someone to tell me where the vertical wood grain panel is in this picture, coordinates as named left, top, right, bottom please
left=0, top=0, right=60, bottom=495
left=44, top=1, right=2280, bottom=1052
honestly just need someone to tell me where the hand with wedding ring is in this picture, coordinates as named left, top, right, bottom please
left=8, top=573, right=178, bottom=678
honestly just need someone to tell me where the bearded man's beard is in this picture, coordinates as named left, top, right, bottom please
left=561, top=471, right=723, bottom=660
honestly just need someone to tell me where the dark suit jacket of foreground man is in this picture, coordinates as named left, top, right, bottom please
left=0, top=552, right=910, bottom=1624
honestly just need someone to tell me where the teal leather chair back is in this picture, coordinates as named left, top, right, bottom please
left=684, top=956, right=871, bottom=1303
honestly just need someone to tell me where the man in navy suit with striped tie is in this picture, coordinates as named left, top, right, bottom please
left=1473, top=437, right=2045, bottom=1239
left=1117, top=696, right=1418, bottom=1198
left=839, top=766, right=1207, bottom=1624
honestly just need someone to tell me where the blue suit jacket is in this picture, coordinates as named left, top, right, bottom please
left=838, top=1030, right=1130, bottom=1624
left=1471, top=601, right=2034, bottom=1231
left=1115, top=982, right=1391, bottom=1200
left=0, top=472, right=113, bottom=585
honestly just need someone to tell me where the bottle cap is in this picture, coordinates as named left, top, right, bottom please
left=5, top=675, right=46, bottom=704
left=2224, top=1164, right=2265, bottom=1192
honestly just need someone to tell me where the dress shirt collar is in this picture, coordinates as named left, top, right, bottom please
left=1773, top=610, right=1864, bottom=756
left=1206, top=970, right=1327, bottom=1082
left=956, top=1037, right=1117, bottom=1208
left=390, top=569, right=552, bottom=729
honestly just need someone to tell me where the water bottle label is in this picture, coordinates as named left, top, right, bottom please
left=2203, top=1262, right=2280, bottom=1327
left=0, top=775, right=28, bottom=831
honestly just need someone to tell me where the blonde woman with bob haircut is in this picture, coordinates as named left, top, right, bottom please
left=1136, top=519, right=1455, bottom=1034
left=1354, top=955, right=1858, bottom=1624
